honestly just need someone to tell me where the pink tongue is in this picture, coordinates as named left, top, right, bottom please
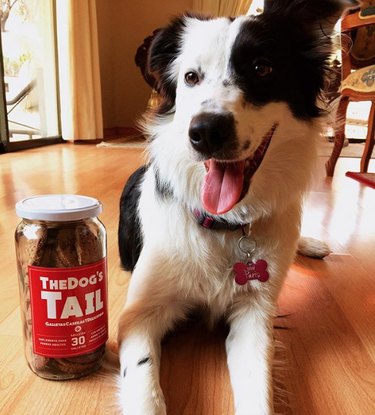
left=202, top=160, right=245, bottom=215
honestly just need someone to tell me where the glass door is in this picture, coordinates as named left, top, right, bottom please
left=0, top=0, right=62, bottom=151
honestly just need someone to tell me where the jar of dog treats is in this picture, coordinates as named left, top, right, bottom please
left=15, top=195, right=108, bottom=380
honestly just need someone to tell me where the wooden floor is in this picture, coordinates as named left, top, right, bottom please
left=0, top=142, right=374, bottom=414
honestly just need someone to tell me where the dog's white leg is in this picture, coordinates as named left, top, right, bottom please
left=226, top=302, right=275, bottom=415
left=117, top=260, right=187, bottom=415
left=118, top=328, right=165, bottom=415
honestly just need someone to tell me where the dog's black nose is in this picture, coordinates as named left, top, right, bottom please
left=189, top=112, right=236, bottom=156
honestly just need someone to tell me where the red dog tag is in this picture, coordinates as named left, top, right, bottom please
left=233, top=259, right=269, bottom=285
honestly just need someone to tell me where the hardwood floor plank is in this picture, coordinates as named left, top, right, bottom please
left=279, top=264, right=375, bottom=415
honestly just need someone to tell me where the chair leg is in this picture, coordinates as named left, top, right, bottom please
left=360, top=101, right=375, bottom=173
left=325, top=96, right=350, bottom=176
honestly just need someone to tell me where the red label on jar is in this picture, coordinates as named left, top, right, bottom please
left=28, top=258, right=108, bottom=358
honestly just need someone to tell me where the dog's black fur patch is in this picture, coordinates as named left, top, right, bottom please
left=118, top=166, right=147, bottom=271
left=148, top=13, right=211, bottom=115
left=119, top=163, right=176, bottom=271
left=230, top=0, right=359, bottom=119
left=230, top=16, right=328, bottom=119
left=154, top=165, right=174, bottom=200
left=137, top=355, right=152, bottom=366
left=147, top=17, right=183, bottom=114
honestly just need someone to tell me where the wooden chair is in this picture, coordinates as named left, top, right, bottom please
left=326, top=2, right=375, bottom=176
left=135, top=29, right=164, bottom=110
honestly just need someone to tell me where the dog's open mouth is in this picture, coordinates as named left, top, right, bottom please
left=202, top=124, right=277, bottom=215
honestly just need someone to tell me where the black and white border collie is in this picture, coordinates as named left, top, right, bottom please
left=117, top=1, right=355, bottom=413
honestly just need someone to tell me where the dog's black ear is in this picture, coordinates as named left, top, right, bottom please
left=147, top=13, right=210, bottom=114
left=147, top=16, right=187, bottom=113
left=263, top=0, right=359, bottom=33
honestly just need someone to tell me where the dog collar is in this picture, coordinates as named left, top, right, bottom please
left=194, top=210, right=269, bottom=284
left=193, top=209, right=245, bottom=231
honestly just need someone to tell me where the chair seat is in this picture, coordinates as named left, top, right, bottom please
left=340, top=64, right=375, bottom=98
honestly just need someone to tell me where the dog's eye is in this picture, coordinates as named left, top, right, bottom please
left=253, top=59, right=273, bottom=78
left=184, top=71, right=200, bottom=86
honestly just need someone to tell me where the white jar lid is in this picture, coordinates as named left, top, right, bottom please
left=15, top=194, right=102, bottom=221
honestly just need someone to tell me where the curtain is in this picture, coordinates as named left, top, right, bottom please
left=56, top=0, right=103, bottom=141
left=192, top=0, right=254, bottom=16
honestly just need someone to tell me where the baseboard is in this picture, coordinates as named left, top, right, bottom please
left=72, top=127, right=141, bottom=145
left=103, top=127, right=140, bottom=139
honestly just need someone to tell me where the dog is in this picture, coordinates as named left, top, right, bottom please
left=117, top=1, right=355, bottom=413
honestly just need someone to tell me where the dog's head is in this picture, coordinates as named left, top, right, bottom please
left=146, top=0, right=356, bottom=216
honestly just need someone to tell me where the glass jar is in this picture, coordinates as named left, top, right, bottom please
left=15, top=195, right=108, bottom=380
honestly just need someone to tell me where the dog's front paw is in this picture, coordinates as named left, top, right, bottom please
left=119, top=393, right=166, bottom=415
left=119, top=376, right=166, bottom=415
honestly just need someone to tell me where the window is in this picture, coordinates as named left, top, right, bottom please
left=0, top=0, right=62, bottom=152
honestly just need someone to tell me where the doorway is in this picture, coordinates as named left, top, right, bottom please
left=0, top=0, right=62, bottom=152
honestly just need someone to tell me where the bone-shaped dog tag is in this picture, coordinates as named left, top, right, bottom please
left=233, top=259, right=269, bottom=285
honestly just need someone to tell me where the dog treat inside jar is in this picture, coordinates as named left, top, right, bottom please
left=15, top=194, right=108, bottom=380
